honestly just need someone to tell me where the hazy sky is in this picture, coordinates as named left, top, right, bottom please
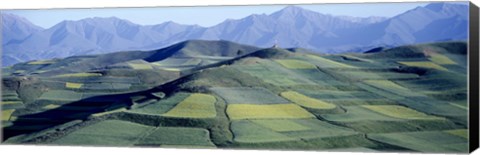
left=2, top=2, right=440, bottom=28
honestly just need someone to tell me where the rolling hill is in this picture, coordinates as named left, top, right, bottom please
left=1, top=40, right=469, bottom=153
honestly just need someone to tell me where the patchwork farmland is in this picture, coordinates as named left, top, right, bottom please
left=1, top=40, right=469, bottom=153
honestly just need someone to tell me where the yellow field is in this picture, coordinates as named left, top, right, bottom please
left=43, top=104, right=61, bottom=109
left=429, top=53, right=456, bottom=65
left=2, top=109, right=15, bottom=121
left=362, top=105, right=442, bottom=120
left=251, top=119, right=310, bottom=132
left=227, top=104, right=315, bottom=120
left=157, top=67, right=182, bottom=71
left=275, top=59, right=317, bottom=69
left=444, top=129, right=468, bottom=139
left=32, top=70, right=49, bottom=74
left=65, top=82, right=83, bottom=89
left=56, top=72, right=102, bottom=77
left=306, top=54, right=356, bottom=68
left=28, top=60, right=56, bottom=65
left=280, top=91, right=336, bottom=109
left=1, top=101, right=21, bottom=105
left=162, top=93, right=217, bottom=118
left=129, top=63, right=153, bottom=70
left=398, top=61, right=448, bottom=71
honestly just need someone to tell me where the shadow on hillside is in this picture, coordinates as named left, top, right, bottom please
left=2, top=47, right=272, bottom=142
left=2, top=85, right=176, bottom=141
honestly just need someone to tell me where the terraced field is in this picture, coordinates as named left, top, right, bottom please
left=369, top=131, right=468, bottom=152
left=55, top=72, right=103, bottom=78
left=227, top=104, right=315, bottom=120
left=398, top=61, right=449, bottom=71
left=137, top=127, right=215, bottom=147
left=361, top=105, right=442, bottom=120
left=275, top=59, right=317, bottom=69
left=51, top=120, right=155, bottom=146
left=231, top=120, right=298, bottom=143
left=280, top=91, right=336, bottom=109
left=162, top=93, right=217, bottom=118
left=210, top=87, right=289, bottom=104
left=1, top=41, right=469, bottom=153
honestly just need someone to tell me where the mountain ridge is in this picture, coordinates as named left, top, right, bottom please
left=1, top=2, right=469, bottom=66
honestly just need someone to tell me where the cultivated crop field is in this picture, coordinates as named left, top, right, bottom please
left=321, top=105, right=400, bottom=122
left=361, top=105, right=442, bottom=120
left=369, top=131, right=468, bottom=152
left=280, top=91, right=336, bottom=109
left=210, top=87, right=289, bottom=104
left=231, top=120, right=298, bottom=143
left=51, top=120, right=155, bottom=146
left=162, top=93, right=217, bottom=118
left=137, top=127, right=215, bottom=147
left=274, top=59, right=317, bottom=69
left=1, top=41, right=469, bottom=153
left=398, top=61, right=449, bottom=71
left=227, top=104, right=315, bottom=120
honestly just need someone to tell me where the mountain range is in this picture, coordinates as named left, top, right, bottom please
left=1, top=2, right=469, bottom=66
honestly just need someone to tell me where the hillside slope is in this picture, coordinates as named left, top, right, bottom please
left=1, top=41, right=469, bottom=153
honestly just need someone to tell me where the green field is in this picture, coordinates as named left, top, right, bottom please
left=55, top=72, right=103, bottom=77
left=428, top=53, right=457, bottom=65
left=162, top=93, right=217, bottom=118
left=1, top=101, right=21, bottom=106
left=227, top=104, right=315, bottom=120
left=210, top=87, right=289, bottom=104
left=128, top=63, right=154, bottom=70
left=369, top=131, right=468, bottom=153
left=52, top=120, right=154, bottom=146
left=275, top=59, right=317, bottom=69
left=251, top=119, right=310, bottom=132
left=129, top=93, right=190, bottom=115
left=444, top=129, right=468, bottom=139
left=321, top=106, right=399, bottom=122
left=38, top=90, right=83, bottom=101
left=233, top=60, right=315, bottom=86
left=305, top=54, right=356, bottom=68
left=137, top=127, right=215, bottom=146
left=231, top=120, right=298, bottom=143
left=281, top=119, right=357, bottom=140
left=361, top=105, right=442, bottom=120
left=398, top=61, right=448, bottom=71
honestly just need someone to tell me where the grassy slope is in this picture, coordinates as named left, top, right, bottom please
left=1, top=41, right=468, bottom=153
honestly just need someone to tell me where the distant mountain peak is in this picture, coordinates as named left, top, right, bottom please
left=281, top=5, right=305, bottom=13
left=270, top=5, right=315, bottom=19
left=425, top=2, right=446, bottom=11
left=425, top=2, right=468, bottom=11
left=2, top=13, right=44, bottom=45
left=80, top=16, right=137, bottom=25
